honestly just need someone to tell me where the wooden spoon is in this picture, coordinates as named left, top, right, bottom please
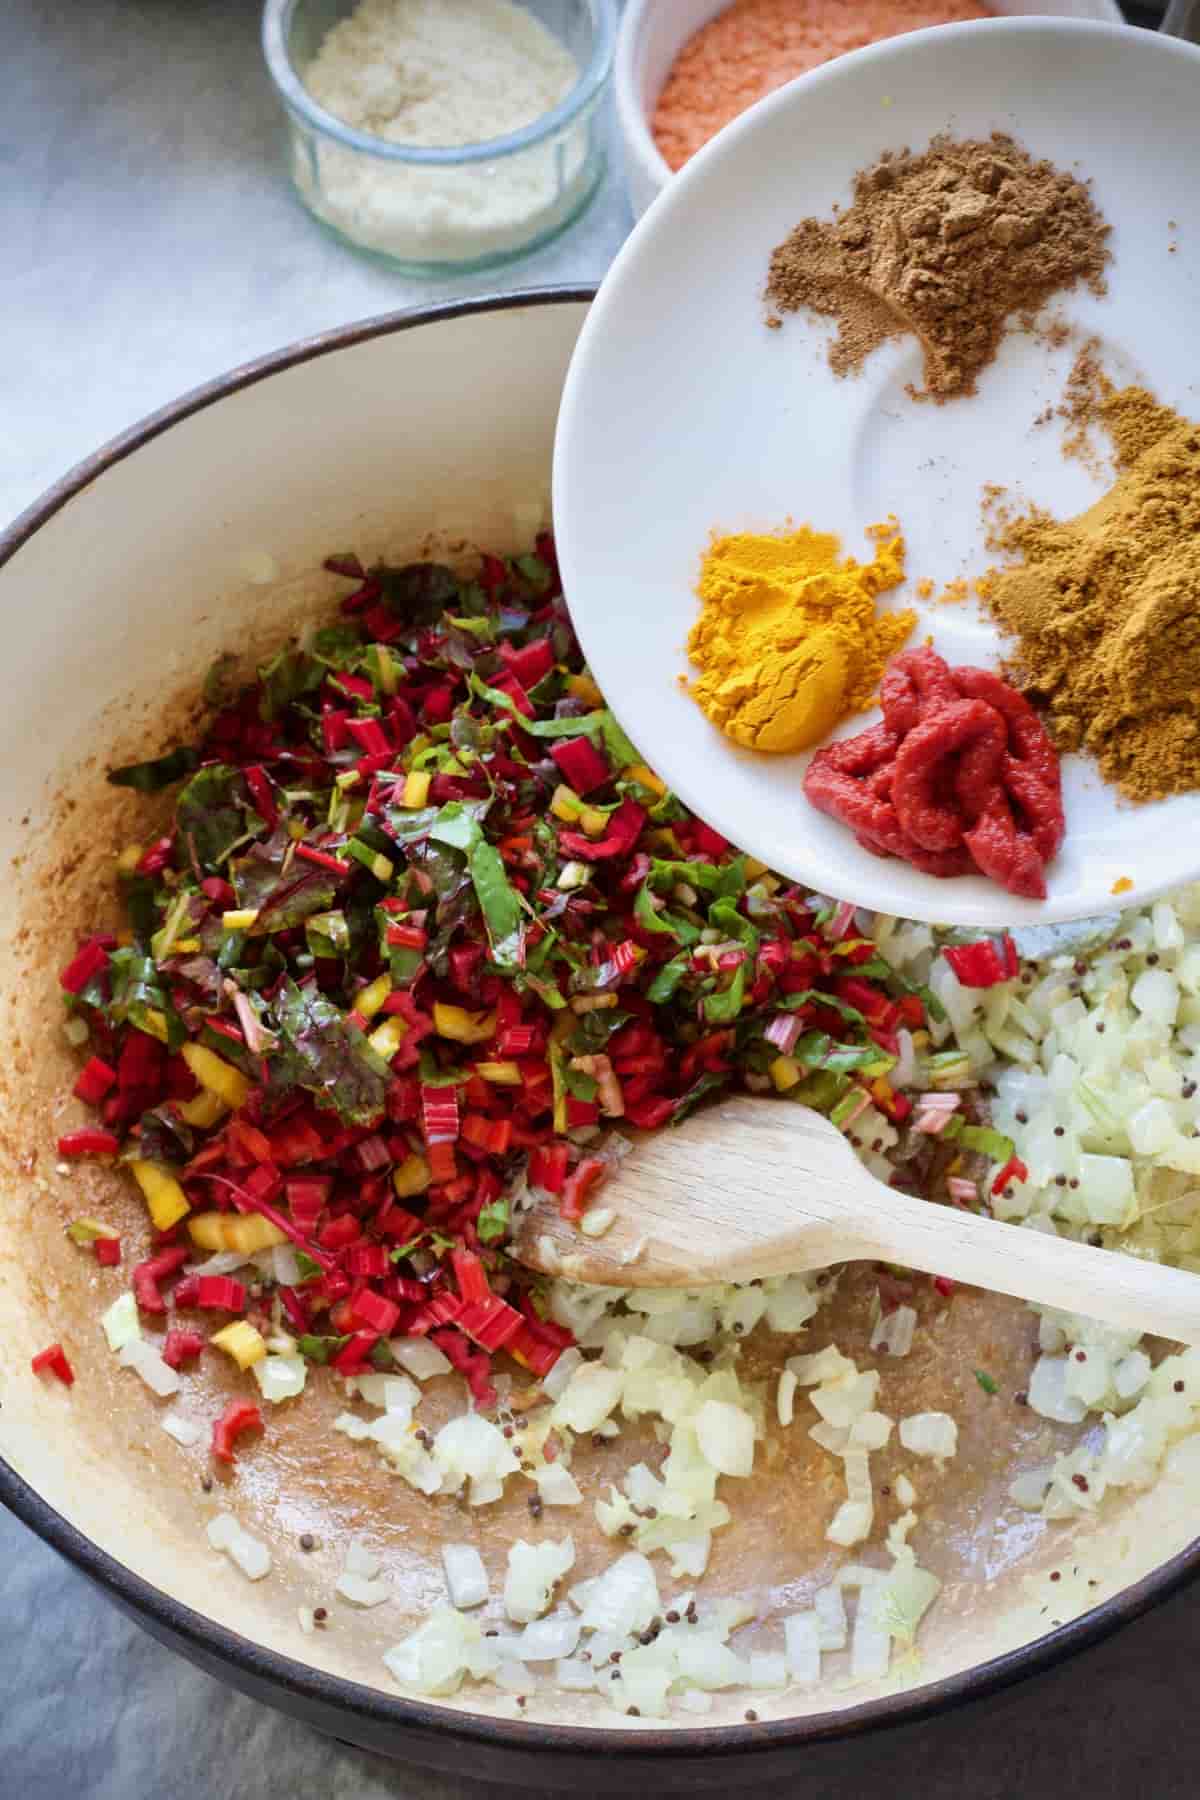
left=512, top=1095, right=1200, bottom=1347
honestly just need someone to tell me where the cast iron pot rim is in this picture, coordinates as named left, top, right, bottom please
left=2, top=286, right=1198, bottom=1761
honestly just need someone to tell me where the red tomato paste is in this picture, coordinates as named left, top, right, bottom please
left=803, top=648, right=1064, bottom=899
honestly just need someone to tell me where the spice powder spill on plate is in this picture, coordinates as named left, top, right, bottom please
left=765, top=135, right=1110, bottom=401
left=686, top=522, right=915, bottom=753
left=985, top=362, right=1200, bottom=805
left=651, top=0, right=992, bottom=173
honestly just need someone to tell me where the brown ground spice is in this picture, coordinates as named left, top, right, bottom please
left=986, top=365, right=1200, bottom=803
left=765, top=134, right=1110, bottom=400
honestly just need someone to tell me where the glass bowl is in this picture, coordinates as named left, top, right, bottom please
left=262, top=0, right=617, bottom=274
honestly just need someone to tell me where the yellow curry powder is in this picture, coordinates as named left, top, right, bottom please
left=686, top=522, right=915, bottom=752
left=987, top=375, right=1200, bottom=803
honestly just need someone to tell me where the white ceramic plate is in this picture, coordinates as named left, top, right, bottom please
left=555, top=18, right=1200, bottom=927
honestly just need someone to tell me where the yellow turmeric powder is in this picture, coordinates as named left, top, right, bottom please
left=686, top=522, right=915, bottom=753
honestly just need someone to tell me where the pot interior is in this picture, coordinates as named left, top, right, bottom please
left=1, top=296, right=1197, bottom=1739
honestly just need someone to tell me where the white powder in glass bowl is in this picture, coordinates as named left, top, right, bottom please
left=297, top=0, right=592, bottom=264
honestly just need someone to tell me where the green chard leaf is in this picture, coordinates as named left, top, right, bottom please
left=429, top=803, right=524, bottom=970
left=177, top=764, right=254, bottom=876
left=476, top=1196, right=511, bottom=1244
left=648, top=857, right=747, bottom=901
left=203, top=653, right=240, bottom=709
left=780, top=989, right=868, bottom=1027
left=107, top=948, right=185, bottom=1049
left=417, top=1048, right=468, bottom=1088
left=597, top=709, right=640, bottom=770
left=257, top=647, right=323, bottom=720
left=634, top=883, right=678, bottom=938
left=296, top=1333, right=351, bottom=1365
left=107, top=745, right=200, bottom=793
left=306, top=910, right=350, bottom=960
left=702, top=964, right=746, bottom=1024
left=646, top=952, right=689, bottom=1004
left=310, top=622, right=366, bottom=669
left=119, top=871, right=161, bottom=944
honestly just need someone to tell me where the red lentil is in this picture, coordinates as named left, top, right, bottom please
left=652, top=0, right=991, bottom=172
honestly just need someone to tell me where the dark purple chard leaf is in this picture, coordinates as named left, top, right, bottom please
left=258, top=871, right=340, bottom=933
left=134, top=1104, right=195, bottom=1166
left=232, top=835, right=338, bottom=932
left=172, top=955, right=224, bottom=1007
left=569, top=1008, right=632, bottom=1055
left=409, top=838, right=474, bottom=909
left=375, top=801, right=441, bottom=847
left=377, top=561, right=460, bottom=627
left=670, top=1071, right=728, bottom=1125
left=272, top=978, right=391, bottom=1125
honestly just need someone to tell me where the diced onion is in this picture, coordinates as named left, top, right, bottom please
left=442, top=1543, right=489, bottom=1610
left=849, top=1581, right=891, bottom=1682
left=693, top=1399, right=755, bottom=1477
left=389, top=1336, right=453, bottom=1381
left=515, top=1616, right=580, bottom=1662
left=898, top=1412, right=959, bottom=1459
left=118, top=1339, right=181, bottom=1397
left=383, top=1609, right=480, bottom=1696
left=161, top=1411, right=201, bottom=1447
left=504, top=1537, right=576, bottom=1623
left=101, top=1292, right=141, bottom=1352
left=336, top=1571, right=392, bottom=1607
left=434, top=1413, right=521, bottom=1489
left=253, top=1354, right=307, bottom=1404
left=551, top=1363, right=623, bottom=1433
left=870, top=1305, right=917, bottom=1358
left=1027, top=1356, right=1088, bottom=1425
left=555, top=1656, right=597, bottom=1691
left=783, top=1612, right=821, bottom=1684
left=540, top=1346, right=584, bottom=1401
left=344, top=1536, right=382, bottom=1579
left=206, top=1512, right=272, bottom=1581
left=813, top=1583, right=848, bottom=1650
left=536, top=1464, right=583, bottom=1506
left=579, top=1552, right=659, bottom=1637
left=749, top=1650, right=788, bottom=1690
left=355, top=1372, right=420, bottom=1414
left=674, top=1634, right=744, bottom=1690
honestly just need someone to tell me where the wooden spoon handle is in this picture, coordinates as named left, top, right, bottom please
left=854, top=1182, right=1200, bottom=1347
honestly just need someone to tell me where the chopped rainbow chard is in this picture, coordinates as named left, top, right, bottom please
left=58, top=537, right=937, bottom=1416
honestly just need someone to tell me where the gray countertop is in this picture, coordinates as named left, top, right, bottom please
left=3, top=1, right=1197, bottom=1795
